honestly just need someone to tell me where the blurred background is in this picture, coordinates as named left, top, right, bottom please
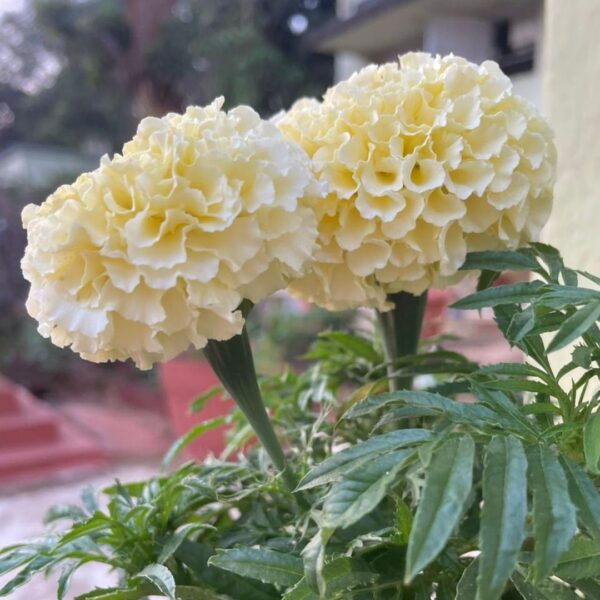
left=0, top=0, right=597, bottom=595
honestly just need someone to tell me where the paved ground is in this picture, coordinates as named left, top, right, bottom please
left=0, top=463, right=159, bottom=600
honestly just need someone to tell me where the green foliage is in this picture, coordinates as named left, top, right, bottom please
left=145, top=1, right=333, bottom=117
left=405, top=436, right=474, bottom=582
left=1, top=245, right=600, bottom=599
left=208, top=548, right=304, bottom=587
left=478, top=436, right=527, bottom=600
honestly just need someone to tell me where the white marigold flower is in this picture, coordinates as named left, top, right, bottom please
left=277, top=52, right=556, bottom=310
left=22, top=98, right=320, bottom=369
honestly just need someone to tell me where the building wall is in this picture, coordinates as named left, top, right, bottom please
left=511, top=12, right=544, bottom=108
left=333, top=0, right=369, bottom=82
left=542, top=0, right=600, bottom=273
left=511, top=69, right=542, bottom=108
left=332, top=1, right=544, bottom=108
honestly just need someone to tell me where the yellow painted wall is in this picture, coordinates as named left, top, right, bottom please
left=543, top=0, right=600, bottom=273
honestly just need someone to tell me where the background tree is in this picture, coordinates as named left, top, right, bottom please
left=0, top=0, right=334, bottom=153
left=0, top=0, right=135, bottom=153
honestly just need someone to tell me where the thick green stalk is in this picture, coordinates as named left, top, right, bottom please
left=203, top=308, right=299, bottom=493
left=376, top=291, right=428, bottom=391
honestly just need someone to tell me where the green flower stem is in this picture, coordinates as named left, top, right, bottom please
left=376, top=290, right=428, bottom=391
left=203, top=304, right=299, bottom=494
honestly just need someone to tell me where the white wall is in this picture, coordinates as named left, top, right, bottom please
left=542, top=0, right=600, bottom=273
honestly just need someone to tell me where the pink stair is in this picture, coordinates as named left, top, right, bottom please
left=159, top=359, right=234, bottom=461
left=0, top=378, right=107, bottom=487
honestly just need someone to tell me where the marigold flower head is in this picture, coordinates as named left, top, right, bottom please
left=22, top=98, right=319, bottom=368
left=277, top=52, right=556, bottom=309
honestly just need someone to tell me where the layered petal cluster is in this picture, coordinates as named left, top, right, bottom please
left=22, top=98, right=319, bottom=368
left=277, top=52, right=556, bottom=309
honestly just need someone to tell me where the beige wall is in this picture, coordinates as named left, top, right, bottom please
left=543, top=0, right=600, bottom=273
left=333, top=0, right=369, bottom=82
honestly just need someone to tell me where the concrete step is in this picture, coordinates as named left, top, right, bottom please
left=0, top=388, right=22, bottom=415
left=0, top=410, right=59, bottom=449
left=0, top=424, right=106, bottom=486
left=0, top=377, right=107, bottom=487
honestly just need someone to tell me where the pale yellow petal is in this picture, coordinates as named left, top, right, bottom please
left=422, top=189, right=466, bottom=226
left=346, top=239, right=391, bottom=276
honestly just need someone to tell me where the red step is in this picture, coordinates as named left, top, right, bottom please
left=0, top=377, right=107, bottom=487
left=0, top=411, right=59, bottom=449
left=0, top=423, right=106, bottom=484
left=0, top=388, right=22, bottom=415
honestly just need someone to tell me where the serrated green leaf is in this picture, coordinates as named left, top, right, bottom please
left=477, top=436, right=528, bottom=600
left=321, top=331, right=380, bottom=363
left=451, top=281, right=544, bottom=310
left=510, top=571, right=551, bottom=599
left=134, top=564, right=176, bottom=600
left=208, top=547, right=303, bottom=587
left=301, top=528, right=332, bottom=595
left=528, top=311, right=568, bottom=336
left=162, top=417, right=227, bottom=469
left=344, top=390, right=499, bottom=429
left=584, top=412, right=600, bottom=475
left=405, top=435, right=474, bottom=582
left=282, top=557, right=376, bottom=600
left=460, top=250, right=541, bottom=273
left=539, top=286, right=600, bottom=309
left=561, top=457, right=600, bottom=542
left=521, top=403, right=562, bottom=417
left=44, top=504, right=87, bottom=524
left=373, top=406, right=438, bottom=430
left=477, top=362, right=553, bottom=382
left=456, top=559, right=479, bottom=599
left=482, top=378, right=553, bottom=395
left=0, top=545, right=39, bottom=578
left=477, top=269, right=501, bottom=291
left=507, top=306, right=536, bottom=342
left=57, top=562, right=78, bottom=600
left=189, top=386, right=224, bottom=414
left=323, top=448, right=414, bottom=529
left=540, top=422, right=581, bottom=441
left=472, top=386, right=538, bottom=439
left=572, top=345, right=593, bottom=369
left=297, top=429, right=434, bottom=490
left=175, top=541, right=278, bottom=600
left=74, top=586, right=152, bottom=600
left=394, top=499, right=413, bottom=544
left=0, top=553, right=58, bottom=595
left=492, top=304, right=553, bottom=371
left=175, top=587, right=230, bottom=600
left=530, top=242, right=563, bottom=277
left=159, top=524, right=213, bottom=564
left=527, top=445, right=577, bottom=580
left=55, top=516, right=111, bottom=548
left=555, top=536, right=600, bottom=580
left=548, top=302, right=600, bottom=352
left=80, top=485, right=98, bottom=515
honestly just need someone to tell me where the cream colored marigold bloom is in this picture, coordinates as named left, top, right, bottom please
left=277, top=52, right=556, bottom=310
left=22, top=98, right=319, bottom=369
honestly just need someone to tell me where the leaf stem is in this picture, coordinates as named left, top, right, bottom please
left=203, top=304, right=301, bottom=496
left=376, top=291, right=428, bottom=391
